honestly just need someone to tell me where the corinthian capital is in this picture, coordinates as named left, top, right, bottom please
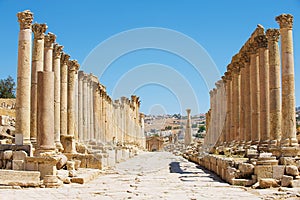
left=255, top=35, right=268, bottom=49
left=248, top=42, right=258, bottom=55
left=44, top=32, right=56, bottom=48
left=60, top=53, right=70, bottom=65
left=276, top=14, right=293, bottom=29
left=266, top=28, right=280, bottom=42
left=32, top=23, right=47, bottom=39
left=68, top=60, right=80, bottom=72
left=53, top=44, right=64, bottom=59
left=17, top=10, right=33, bottom=30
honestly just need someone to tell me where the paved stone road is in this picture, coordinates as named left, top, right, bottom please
left=1, top=152, right=298, bottom=200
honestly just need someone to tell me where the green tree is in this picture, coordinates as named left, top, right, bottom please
left=0, top=76, right=16, bottom=98
left=197, top=125, right=206, bottom=133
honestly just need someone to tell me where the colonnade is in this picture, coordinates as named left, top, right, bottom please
left=205, top=14, right=298, bottom=155
left=15, top=10, right=145, bottom=156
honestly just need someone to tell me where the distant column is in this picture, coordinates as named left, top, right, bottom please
left=78, top=71, right=84, bottom=142
left=224, top=72, right=232, bottom=144
left=232, top=63, right=241, bottom=144
left=276, top=14, right=298, bottom=147
left=53, top=44, right=64, bottom=151
left=185, top=109, right=192, bottom=146
left=249, top=43, right=260, bottom=144
left=60, top=53, right=70, bottom=137
left=266, top=29, right=281, bottom=147
left=30, top=23, right=47, bottom=144
left=16, top=10, right=33, bottom=145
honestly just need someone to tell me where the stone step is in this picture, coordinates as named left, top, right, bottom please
left=0, top=169, right=40, bottom=187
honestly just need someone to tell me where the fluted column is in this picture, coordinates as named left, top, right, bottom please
left=255, top=35, right=270, bottom=147
left=239, top=61, right=246, bottom=146
left=90, top=77, right=95, bottom=141
left=87, top=77, right=91, bottom=141
left=78, top=71, right=84, bottom=142
left=241, top=52, right=251, bottom=146
left=66, top=60, right=79, bottom=153
left=266, top=29, right=281, bottom=147
left=276, top=14, right=298, bottom=147
left=74, top=73, right=79, bottom=141
left=53, top=44, right=63, bottom=151
left=30, top=23, right=47, bottom=144
left=60, top=53, right=70, bottom=137
left=82, top=74, right=88, bottom=142
left=249, top=43, right=260, bottom=144
left=224, top=72, right=232, bottom=145
left=232, top=63, right=241, bottom=144
left=16, top=10, right=33, bottom=145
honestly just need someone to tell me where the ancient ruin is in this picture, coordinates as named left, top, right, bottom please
left=186, top=14, right=300, bottom=189
left=0, top=10, right=146, bottom=187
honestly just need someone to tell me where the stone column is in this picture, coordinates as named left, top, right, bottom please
left=255, top=35, right=270, bottom=148
left=53, top=44, right=64, bottom=151
left=62, top=60, right=79, bottom=153
left=30, top=23, right=47, bottom=144
left=60, top=53, right=70, bottom=137
left=87, top=77, right=91, bottom=141
left=276, top=14, right=298, bottom=147
left=232, top=63, right=241, bottom=144
left=224, top=72, right=232, bottom=145
left=82, top=74, right=88, bottom=142
left=16, top=10, right=33, bottom=145
left=44, top=33, right=56, bottom=71
left=249, top=43, right=260, bottom=144
left=78, top=71, right=84, bottom=142
left=241, top=52, right=251, bottom=146
left=90, top=76, right=95, bottom=141
left=74, top=73, right=79, bottom=141
left=67, top=60, right=79, bottom=137
left=37, top=71, right=55, bottom=152
left=239, top=61, right=246, bottom=146
left=266, top=29, right=281, bottom=147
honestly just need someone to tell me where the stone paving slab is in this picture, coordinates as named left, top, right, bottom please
left=0, top=152, right=300, bottom=199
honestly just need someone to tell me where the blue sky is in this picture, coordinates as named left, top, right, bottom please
left=0, top=0, right=299, bottom=115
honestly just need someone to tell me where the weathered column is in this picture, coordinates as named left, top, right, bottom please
left=44, top=33, right=56, bottom=72
left=241, top=52, right=251, bottom=146
left=37, top=71, right=55, bottom=153
left=86, top=77, right=91, bottom=141
left=60, top=53, right=70, bottom=137
left=276, top=14, right=298, bottom=147
left=53, top=44, right=64, bottom=151
left=82, top=74, right=88, bottom=142
left=255, top=35, right=270, bottom=148
left=62, top=60, right=79, bottom=153
left=266, top=29, right=281, bottom=147
left=67, top=60, right=80, bottom=137
left=90, top=76, right=95, bottom=141
left=224, top=72, right=232, bottom=145
left=74, top=72, right=79, bottom=141
left=78, top=71, right=84, bottom=142
left=232, top=62, right=241, bottom=145
left=249, top=43, right=260, bottom=144
left=16, top=10, right=33, bottom=145
left=240, top=61, right=246, bottom=146
left=30, top=23, right=47, bottom=144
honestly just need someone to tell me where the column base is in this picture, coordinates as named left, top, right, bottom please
left=258, top=140, right=270, bottom=152
left=55, top=141, right=64, bottom=152
left=280, top=146, right=300, bottom=157
left=280, top=138, right=299, bottom=147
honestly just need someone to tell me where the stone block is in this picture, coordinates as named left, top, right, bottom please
left=238, top=163, right=254, bottom=176
left=12, top=160, right=24, bottom=171
left=86, top=155, right=102, bottom=169
left=259, top=178, right=279, bottom=189
left=281, top=175, right=293, bottom=187
left=25, top=161, right=38, bottom=171
left=56, top=154, right=67, bottom=170
left=66, top=161, right=75, bottom=171
left=3, top=150, right=13, bottom=160
left=5, top=160, right=12, bottom=169
left=254, top=166, right=273, bottom=180
left=291, top=180, right=300, bottom=188
left=38, top=163, right=57, bottom=179
left=226, top=167, right=237, bottom=182
left=279, top=157, right=296, bottom=165
left=273, top=165, right=285, bottom=180
left=13, top=151, right=27, bottom=161
left=231, top=178, right=253, bottom=186
left=0, top=169, right=40, bottom=187
left=285, top=165, right=299, bottom=176
left=15, top=134, right=23, bottom=145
